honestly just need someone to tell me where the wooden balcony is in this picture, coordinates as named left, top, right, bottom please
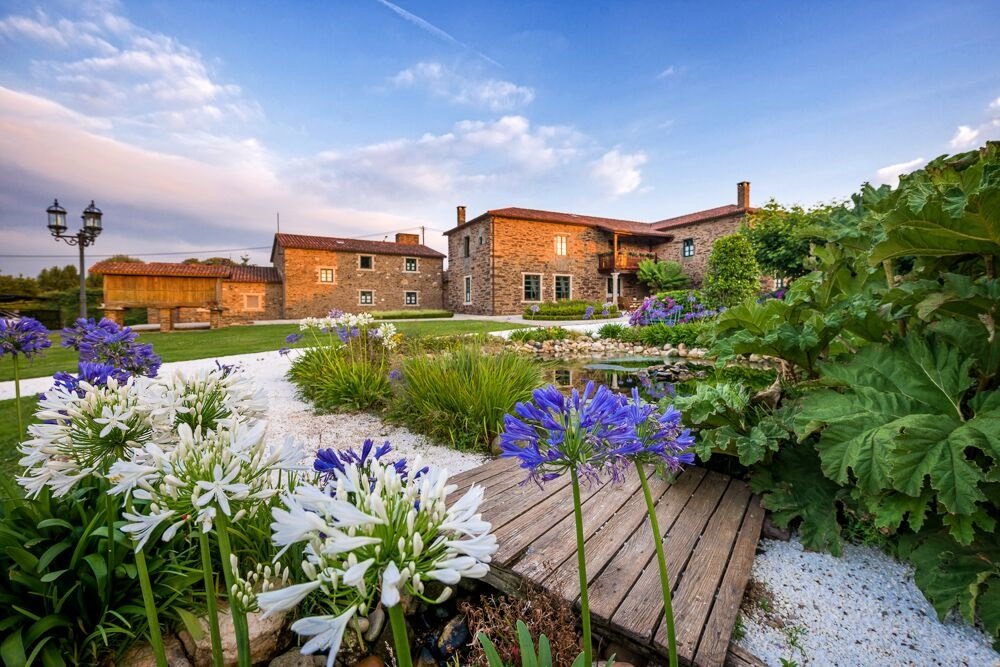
left=598, top=251, right=656, bottom=273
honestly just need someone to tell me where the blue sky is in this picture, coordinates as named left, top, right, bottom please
left=1, top=0, right=998, bottom=275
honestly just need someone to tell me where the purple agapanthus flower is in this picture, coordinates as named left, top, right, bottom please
left=51, top=361, right=126, bottom=396
left=314, top=439, right=425, bottom=489
left=328, top=309, right=345, bottom=318
left=500, top=381, right=642, bottom=485
left=620, top=388, right=694, bottom=473
left=0, top=317, right=52, bottom=360
left=61, top=318, right=161, bottom=377
left=285, top=332, right=304, bottom=344
left=530, top=304, right=540, bottom=314
left=583, top=305, right=595, bottom=320
left=388, top=369, right=403, bottom=382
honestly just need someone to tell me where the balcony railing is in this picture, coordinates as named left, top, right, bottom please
left=597, top=251, right=656, bottom=273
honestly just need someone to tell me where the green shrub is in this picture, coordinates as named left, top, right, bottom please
left=388, top=346, right=544, bottom=451
left=509, top=327, right=571, bottom=344
left=636, top=322, right=708, bottom=348
left=637, top=258, right=691, bottom=291
left=372, top=309, right=453, bottom=319
left=523, top=300, right=618, bottom=320
left=0, top=477, right=203, bottom=664
left=702, top=235, right=761, bottom=307
left=597, top=323, right=640, bottom=342
left=289, top=346, right=392, bottom=411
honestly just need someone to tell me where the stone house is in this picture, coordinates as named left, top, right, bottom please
left=91, top=232, right=445, bottom=330
left=271, top=233, right=445, bottom=319
left=445, top=182, right=754, bottom=315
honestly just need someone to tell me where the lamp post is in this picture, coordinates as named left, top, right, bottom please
left=47, top=199, right=103, bottom=319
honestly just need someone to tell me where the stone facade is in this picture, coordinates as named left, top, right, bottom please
left=446, top=216, right=494, bottom=315
left=277, top=246, right=444, bottom=319
left=221, top=281, right=282, bottom=324
left=653, top=216, right=743, bottom=284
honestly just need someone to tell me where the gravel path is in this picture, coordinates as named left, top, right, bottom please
left=737, top=537, right=1000, bottom=666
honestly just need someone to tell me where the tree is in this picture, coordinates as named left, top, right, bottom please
left=637, top=258, right=691, bottom=291
left=182, top=257, right=236, bottom=266
left=37, top=265, right=79, bottom=292
left=104, top=255, right=144, bottom=263
left=703, top=234, right=761, bottom=306
left=0, top=273, right=38, bottom=296
left=741, top=199, right=831, bottom=279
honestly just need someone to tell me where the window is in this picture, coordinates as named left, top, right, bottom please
left=463, top=236, right=471, bottom=257
left=319, top=268, right=335, bottom=283
left=359, top=255, right=374, bottom=270
left=554, top=275, right=572, bottom=300
left=523, top=274, right=541, bottom=302
left=359, top=290, right=374, bottom=305
left=243, top=294, right=262, bottom=311
left=404, top=257, right=418, bottom=272
left=404, top=291, right=418, bottom=306
left=554, top=235, right=568, bottom=256
left=775, top=276, right=786, bottom=289
left=463, top=275, right=472, bottom=304
left=682, top=238, right=695, bottom=258
left=478, top=235, right=484, bottom=245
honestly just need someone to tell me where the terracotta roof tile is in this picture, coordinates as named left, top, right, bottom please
left=89, top=262, right=281, bottom=283
left=272, top=233, right=445, bottom=258
left=229, top=265, right=281, bottom=283
left=651, top=205, right=751, bottom=229
left=445, top=207, right=673, bottom=237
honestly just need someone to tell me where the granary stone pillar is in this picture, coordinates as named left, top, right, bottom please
left=102, top=307, right=125, bottom=326
left=209, top=307, right=224, bottom=329
left=158, top=308, right=175, bottom=332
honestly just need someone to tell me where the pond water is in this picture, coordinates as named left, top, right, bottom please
left=544, top=356, right=710, bottom=401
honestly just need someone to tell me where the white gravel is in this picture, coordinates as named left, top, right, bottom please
left=0, top=350, right=487, bottom=474
left=737, top=537, right=1000, bottom=667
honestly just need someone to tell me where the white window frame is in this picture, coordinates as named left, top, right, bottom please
left=554, top=274, right=572, bottom=301
left=682, top=238, right=695, bottom=259
left=243, top=293, right=264, bottom=311
left=358, top=255, right=375, bottom=270
left=403, top=257, right=419, bottom=273
left=522, top=273, right=542, bottom=303
left=554, top=235, right=568, bottom=256
left=318, top=267, right=335, bottom=284
left=463, top=275, right=472, bottom=305
left=358, top=290, right=374, bottom=305
left=404, top=290, right=419, bottom=306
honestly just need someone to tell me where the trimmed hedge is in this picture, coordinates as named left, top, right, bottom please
left=509, top=327, right=572, bottom=343
left=372, top=309, right=454, bottom=320
left=523, top=300, right=619, bottom=320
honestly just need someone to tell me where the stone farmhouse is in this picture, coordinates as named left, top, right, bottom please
left=91, top=232, right=445, bottom=330
left=445, top=181, right=755, bottom=315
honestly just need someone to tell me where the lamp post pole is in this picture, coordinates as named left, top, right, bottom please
left=46, top=199, right=104, bottom=319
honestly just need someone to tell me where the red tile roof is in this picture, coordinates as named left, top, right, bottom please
left=271, top=233, right=445, bottom=259
left=651, top=205, right=752, bottom=230
left=445, top=207, right=673, bottom=237
left=90, top=262, right=280, bottom=283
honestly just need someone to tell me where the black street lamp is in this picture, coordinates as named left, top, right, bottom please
left=47, top=199, right=103, bottom=319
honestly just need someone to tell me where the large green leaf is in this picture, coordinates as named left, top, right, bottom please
left=796, top=334, right=998, bottom=540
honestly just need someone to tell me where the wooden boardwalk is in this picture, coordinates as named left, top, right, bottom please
left=450, top=457, right=765, bottom=667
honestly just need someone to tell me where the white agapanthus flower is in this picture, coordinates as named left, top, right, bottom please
left=17, top=376, right=168, bottom=498
left=112, top=420, right=303, bottom=550
left=256, top=457, right=497, bottom=667
left=142, top=366, right=267, bottom=435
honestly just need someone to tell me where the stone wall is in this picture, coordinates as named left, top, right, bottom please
left=281, top=247, right=444, bottom=319
left=653, top=215, right=744, bottom=285
left=220, top=281, right=282, bottom=324
left=445, top=216, right=494, bottom=314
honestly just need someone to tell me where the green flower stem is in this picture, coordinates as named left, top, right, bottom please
left=199, top=531, right=225, bottom=667
left=570, top=467, right=593, bottom=666
left=104, top=490, right=117, bottom=612
left=636, top=463, right=678, bottom=667
left=387, top=603, right=413, bottom=667
left=135, top=548, right=168, bottom=667
left=216, top=513, right=251, bottom=667
left=13, top=356, right=22, bottom=437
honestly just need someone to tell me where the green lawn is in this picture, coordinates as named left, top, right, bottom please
left=0, top=320, right=525, bottom=382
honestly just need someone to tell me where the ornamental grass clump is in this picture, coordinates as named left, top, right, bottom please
left=287, top=311, right=399, bottom=411
left=500, top=381, right=693, bottom=667
left=255, top=444, right=497, bottom=667
left=0, top=315, right=52, bottom=434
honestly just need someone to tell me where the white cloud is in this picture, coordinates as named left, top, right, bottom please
left=390, top=62, right=534, bottom=111
left=656, top=66, right=676, bottom=79
left=949, top=125, right=981, bottom=150
left=590, top=148, right=648, bottom=196
left=990, top=97, right=1000, bottom=110
left=875, top=157, right=924, bottom=185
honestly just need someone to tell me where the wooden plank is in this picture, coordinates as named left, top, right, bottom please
left=543, top=469, right=704, bottom=601
left=596, top=472, right=730, bottom=635
left=455, top=465, right=534, bottom=506
left=479, top=473, right=573, bottom=534
left=664, top=481, right=752, bottom=660
left=512, top=470, right=644, bottom=585
left=693, top=496, right=765, bottom=667
left=492, top=477, right=607, bottom=566
left=610, top=471, right=732, bottom=643
left=450, top=457, right=515, bottom=490
left=724, top=642, right=767, bottom=667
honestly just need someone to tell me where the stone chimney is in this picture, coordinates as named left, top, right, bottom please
left=456, top=205, right=466, bottom=225
left=395, top=233, right=420, bottom=245
left=737, top=181, right=751, bottom=209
